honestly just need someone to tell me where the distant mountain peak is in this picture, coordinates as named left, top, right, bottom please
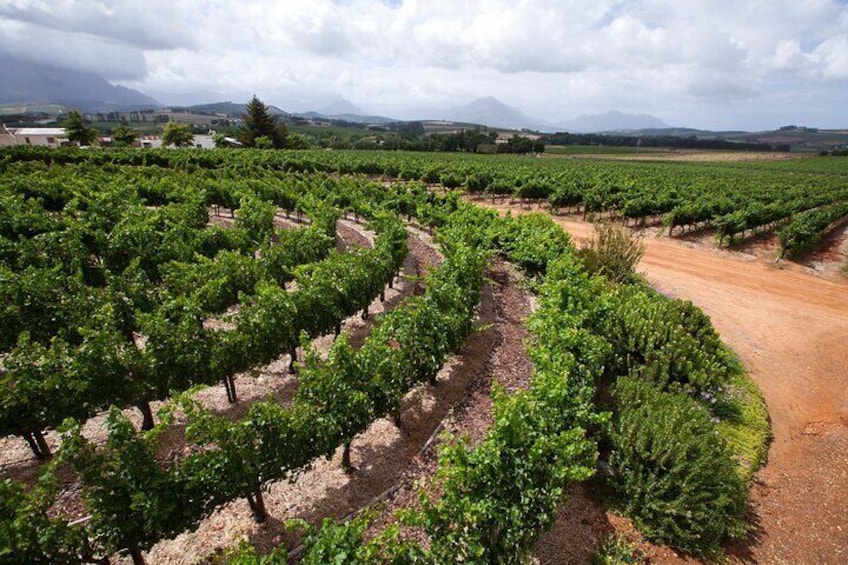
left=558, top=110, right=669, bottom=133
left=457, top=96, right=512, bottom=112
left=445, top=96, right=541, bottom=129
left=315, top=97, right=361, bottom=116
left=475, top=95, right=505, bottom=105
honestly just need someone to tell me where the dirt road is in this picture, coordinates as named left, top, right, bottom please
left=483, top=202, right=848, bottom=564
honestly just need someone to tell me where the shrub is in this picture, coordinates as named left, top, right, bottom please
left=608, top=378, right=747, bottom=557
left=577, top=221, right=644, bottom=284
left=601, top=287, right=731, bottom=395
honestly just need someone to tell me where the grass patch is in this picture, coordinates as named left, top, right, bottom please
left=288, top=123, right=369, bottom=138
left=545, top=145, right=666, bottom=155
left=0, top=103, right=65, bottom=116
left=715, top=354, right=772, bottom=483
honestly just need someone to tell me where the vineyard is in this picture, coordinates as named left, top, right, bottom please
left=6, top=144, right=839, bottom=564
left=5, top=146, right=847, bottom=260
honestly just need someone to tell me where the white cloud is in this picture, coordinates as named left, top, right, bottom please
left=0, top=16, right=148, bottom=79
left=771, top=40, right=814, bottom=74
left=2, top=0, right=847, bottom=129
left=812, top=35, right=848, bottom=79
left=0, top=0, right=196, bottom=50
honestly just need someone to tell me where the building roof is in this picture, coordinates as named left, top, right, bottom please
left=12, top=128, right=66, bottom=136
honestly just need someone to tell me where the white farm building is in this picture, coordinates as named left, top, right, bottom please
left=0, top=124, right=68, bottom=148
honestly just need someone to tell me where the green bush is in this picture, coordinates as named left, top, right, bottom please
left=577, top=221, right=644, bottom=284
left=608, top=378, right=747, bottom=557
left=601, top=287, right=731, bottom=395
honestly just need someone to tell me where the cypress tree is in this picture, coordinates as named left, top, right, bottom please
left=240, top=95, right=287, bottom=148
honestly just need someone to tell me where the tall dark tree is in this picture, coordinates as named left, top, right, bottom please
left=62, top=109, right=97, bottom=146
left=239, top=95, right=287, bottom=148
left=111, top=123, right=140, bottom=147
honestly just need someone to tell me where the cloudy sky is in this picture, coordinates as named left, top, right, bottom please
left=1, top=0, right=847, bottom=130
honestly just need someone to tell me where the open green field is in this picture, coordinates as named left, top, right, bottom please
left=545, top=144, right=667, bottom=155
left=288, top=123, right=376, bottom=138
left=0, top=103, right=65, bottom=116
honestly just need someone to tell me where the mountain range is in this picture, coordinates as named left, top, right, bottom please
left=442, top=97, right=671, bottom=133
left=2, top=57, right=675, bottom=133
left=557, top=109, right=669, bottom=132
left=291, top=96, right=673, bottom=133
left=28, top=57, right=845, bottom=143
left=169, top=101, right=287, bottom=117
left=0, top=56, right=160, bottom=112
left=294, top=111, right=397, bottom=125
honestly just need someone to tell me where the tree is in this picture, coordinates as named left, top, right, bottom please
left=239, top=95, right=287, bottom=148
left=111, top=123, right=140, bottom=147
left=62, top=110, right=97, bottom=146
left=161, top=122, right=194, bottom=147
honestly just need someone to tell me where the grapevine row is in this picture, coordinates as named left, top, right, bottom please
left=777, top=200, right=848, bottom=258
left=0, top=163, right=408, bottom=456
left=7, top=144, right=848, bottom=251
left=249, top=207, right=760, bottom=562
left=1, top=204, right=482, bottom=564
left=1, top=214, right=404, bottom=455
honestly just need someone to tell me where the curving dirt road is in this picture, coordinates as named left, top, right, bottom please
left=481, top=202, right=848, bottom=564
